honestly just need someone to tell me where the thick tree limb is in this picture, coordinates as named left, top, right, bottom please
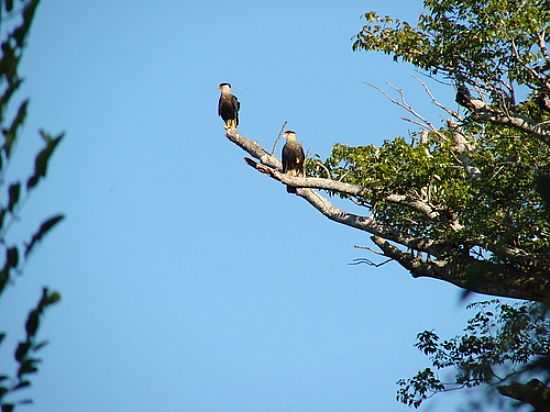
left=230, top=131, right=449, bottom=254
left=476, top=110, right=550, bottom=146
left=536, top=30, right=550, bottom=67
left=372, top=236, right=550, bottom=302
left=458, top=97, right=550, bottom=146
left=498, top=379, right=550, bottom=412
left=243, top=156, right=462, bottom=230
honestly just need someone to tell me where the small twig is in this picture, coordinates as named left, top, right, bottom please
left=350, top=197, right=371, bottom=209
left=401, top=117, right=431, bottom=130
left=349, top=257, right=393, bottom=267
left=368, top=81, right=443, bottom=136
left=416, top=70, right=453, bottom=87
left=511, top=39, right=542, bottom=82
left=353, top=244, right=385, bottom=255
left=536, top=30, right=550, bottom=64
left=308, top=158, right=332, bottom=179
left=338, top=171, right=350, bottom=182
left=244, top=157, right=273, bottom=175
left=414, top=76, right=463, bottom=121
left=270, top=120, right=288, bottom=155
left=489, top=165, right=505, bottom=182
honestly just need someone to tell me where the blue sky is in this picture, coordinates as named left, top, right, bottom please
left=1, top=1, right=497, bottom=411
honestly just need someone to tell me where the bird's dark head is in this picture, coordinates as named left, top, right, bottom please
left=219, top=83, right=232, bottom=94
left=284, top=130, right=297, bottom=142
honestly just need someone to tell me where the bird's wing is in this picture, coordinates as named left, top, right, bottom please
left=298, top=144, right=306, bottom=175
left=282, top=144, right=290, bottom=172
left=233, top=95, right=240, bottom=112
left=298, top=144, right=305, bottom=161
left=232, top=95, right=240, bottom=125
left=218, top=95, right=222, bottom=116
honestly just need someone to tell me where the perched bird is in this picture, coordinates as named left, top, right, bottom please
left=455, top=83, right=473, bottom=108
left=218, top=83, right=240, bottom=129
left=537, top=92, right=550, bottom=113
left=456, top=83, right=486, bottom=110
left=281, top=130, right=305, bottom=193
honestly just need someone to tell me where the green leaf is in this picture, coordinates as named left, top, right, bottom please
left=12, top=381, right=30, bottom=391
left=5, top=247, right=18, bottom=269
left=24, top=309, right=39, bottom=337
left=1, top=403, right=14, bottom=412
left=17, top=359, right=38, bottom=377
left=0, top=40, right=18, bottom=84
left=535, top=172, right=550, bottom=216
left=7, top=183, right=20, bottom=212
left=0, top=209, right=5, bottom=231
left=32, top=340, right=48, bottom=352
left=13, top=0, right=40, bottom=49
left=3, top=100, right=28, bottom=159
left=24, top=214, right=65, bottom=258
left=0, top=269, right=8, bottom=296
left=0, top=78, right=23, bottom=124
left=14, top=341, right=30, bottom=362
left=26, top=132, right=64, bottom=190
left=45, top=291, right=61, bottom=306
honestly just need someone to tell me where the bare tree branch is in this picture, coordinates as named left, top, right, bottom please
left=498, top=379, right=550, bottom=412
left=474, top=109, right=550, bottom=146
left=349, top=257, right=393, bottom=267
left=243, top=155, right=462, bottom=229
left=371, top=236, right=550, bottom=302
left=368, top=82, right=448, bottom=141
left=536, top=30, right=550, bottom=66
left=270, top=120, right=287, bottom=155
left=511, top=39, right=543, bottom=83
left=414, top=76, right=463, bottom=121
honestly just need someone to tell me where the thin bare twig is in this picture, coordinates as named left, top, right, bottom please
left=368, top=82, right=447, bottom=140
left=536, top=30, right=550, bottom=64
left=349, top=257, right=393, bottom=267
left=414, top=76, right=463, bottom=121
left=511, top=39, right=542, bottom=82
left=270, top=120, right=288, bottom=155
left=308, top=158, right=332, bottom=179
left=353, top=244, right=385, bottom=255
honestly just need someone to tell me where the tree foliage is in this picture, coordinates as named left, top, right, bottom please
left=0, top=0, right=63, bottom=410
left=398, top=300, right=550, bottom=409
left=325, top=0, right=550, bottom=303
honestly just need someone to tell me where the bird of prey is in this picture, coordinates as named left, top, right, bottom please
left=456, top=83, right=485, bottom=110
left=281, top=130, right=305, bottom=193
left=456, top=83, right=473, bottom=108
left=218, top=83, right=240, bottom=130
left=537, top=92, right=550, bottom=113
